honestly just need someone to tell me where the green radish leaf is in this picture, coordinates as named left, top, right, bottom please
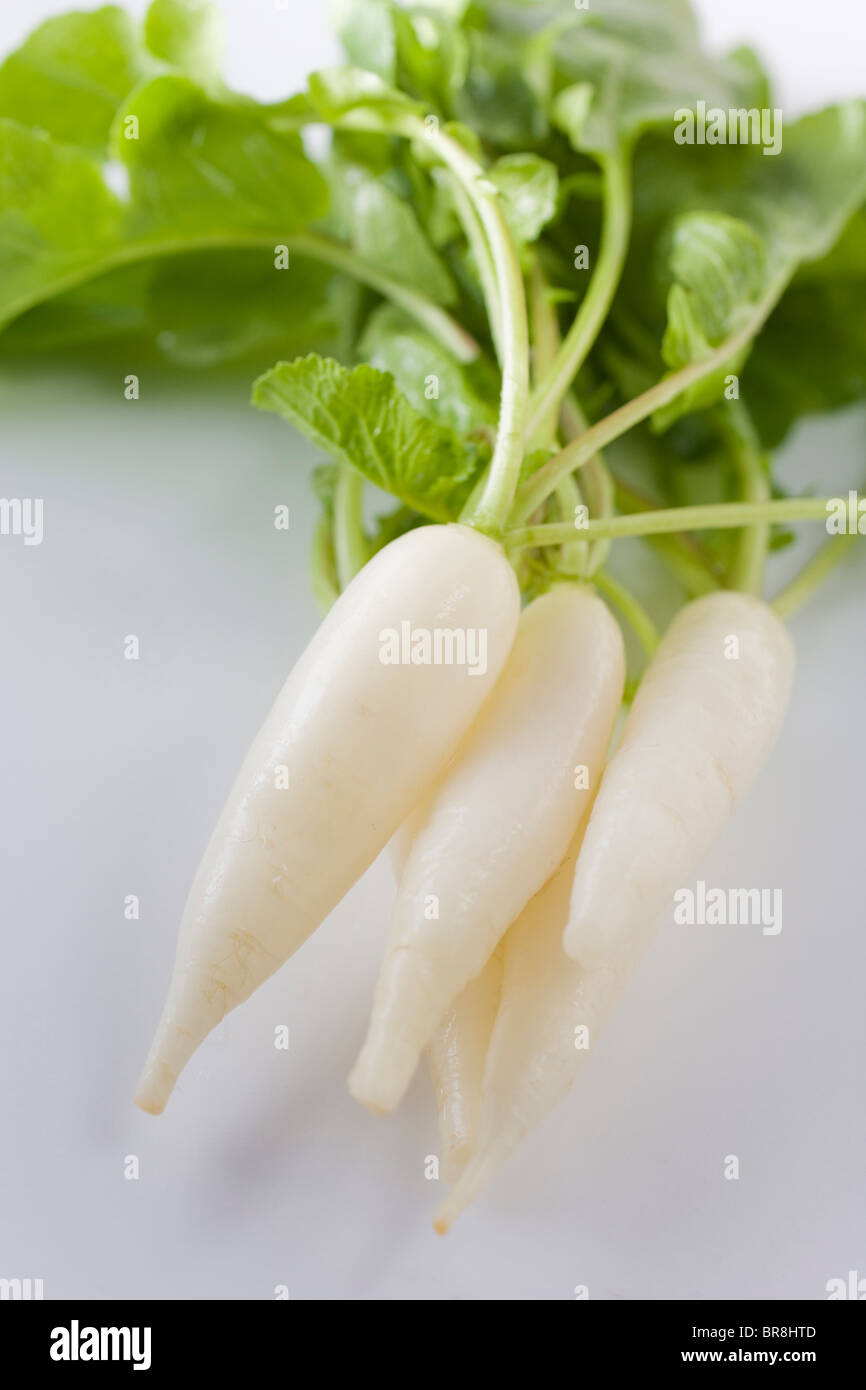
left=419, top=0, right=469, bottom=19
left=0, top=264, right=151, bottom=355
left=549, top=0, right=767, bottom=156
left=306, top=66, right=423, bottom=134
left=754, top=104, right=866, bottom=263
left=0, top=71, right=329, bottom=334
left=0, top=1, right=227, bottom=159
left=551, top=84, right=594, bottom=151
left=325, top=159, right=456, bottom=305
left=627, top=105, right=866, bottom=298
left=252, top=354, right=485, bottom=521
left=0, top=246, right=347, bottom=370
left=262, top=91, right=320, bottom=133
left=334, top=0, right=397, bottom=84
left=488, top=153, right=558, bottom=246
left=0, top=7, right=148, bottom=156
left=663, top=213, right=766, bottom=353
left=113, top=75, right=329, bottom=239
left=744, top=208, right=866, bottom=448
left=329, top=126, right=399, bottom=174
left=391, top=5, right=468, bottom=112
left=455, top=29, right=548, bottom=148
left=358, top=303, right=497, bottom=433
left=651, top=212, right=765, bottom=427
left=600, top=103, right=866, bottom=430
left=0, top=120, right=123, bottom=329
left=421, top=167, right=462, bottom=247
left=143, top=0, right=225, bottom=89
left=146, top=250, right=343, bottom=368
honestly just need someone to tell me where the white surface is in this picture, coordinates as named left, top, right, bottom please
left=1, top=0, right=864, bottom=1301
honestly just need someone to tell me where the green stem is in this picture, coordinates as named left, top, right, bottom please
left=643, top=536, right=722, bottom=598
left=333, top=466, right=368, bottom=588
left=418, top=124, right=530, bottom=536
left=288, top=234, right=480, bottom=363
left=529, top=266, right=589, bottom=572
left=449, top=173, right=504, bottom=362
left=555, top=472, right=589, bottom=574
left=529, top=261, right=563, bottom=449
left=610, top=476, right=724, bottom=588
left=508, top=496, right=842, bottom=550
left=716, top=402, right=770, bottom=595
left=1, top=231, right=479, bottom=364
left=611, top=478, right=723, bottom=595
left=310, top=515, right=340, bottom=614
left=526, top=150, right=632, bottom=446
left=772, top=534, right=859, bottom=619
left=457, top=462, right=491, bottom=524
left=511, top=270, right=792, bottom=523
left=592, top=569, right=660, bottom=656
left=561, top=392, right=613, bottom=575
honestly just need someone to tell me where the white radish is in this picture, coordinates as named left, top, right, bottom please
left=135, top=524, right=519, bottom=1114
left=433, top=830, right=629, bottom=1234
left=349, top=584, right=625, bottom=1115
left=389, top=825, right=503, bottom=1182
left=427, top=948, right=504, bottom=1182
left=564, top=591, right=795, bottom=970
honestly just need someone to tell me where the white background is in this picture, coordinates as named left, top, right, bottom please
left=1, top=1, right=864, bottom=1301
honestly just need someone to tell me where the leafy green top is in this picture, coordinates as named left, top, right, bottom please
left=1, top=0, right=864, bottom=647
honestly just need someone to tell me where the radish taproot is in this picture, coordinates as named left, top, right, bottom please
left=390, top=825, right=503, bottom=1182
left=135, top=524, right=519, bottom=1114
left=349, top=584, right=625, bottom=1115
left=564, top=591, right=795, bottom=970
left=428, top=948, right=504, bottom=1182
left=433, top=830, right=629, bottom=1233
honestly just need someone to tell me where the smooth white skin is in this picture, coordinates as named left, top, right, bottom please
left=436, top=593, right=796, bottom=1232
left=349, top=585, right=625, bottom=1114
left=564, top=592, right=795, bottom=969
left=390, top=823, right=503, bottom=1182
left=135, top=524, right=519, bottom=1113
left=428, top=948, right=504, bottom=1183
left=433, top=828, right=630, bottom=1234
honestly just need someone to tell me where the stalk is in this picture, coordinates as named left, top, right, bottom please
left=417, top=124, right=530, bottom=536
left=310, top=515, right=340, bottom=613
left=288, top=233, right=479, bottom=362
left=508, top=496, right=842, bottom=551
left=448, top=174, right=504, bottom=362
left=716, top=402, right=771, bottom=595
left=529, top=262, right=563, bottom=450
left=555, top=472, right=589, bottom=575
left=611, top=476, right=725, bottom=592
left=561, top=393, right=613, bottom=575
left=772, top=534, right=859, bottom=619
left=333, top=466, right=368, bottom=588
left=592, top=569, right=660, bottom=656
left=511, top=270, right=793, bottom=523
left=526, top=150, right=632, bottom=445
left=530, top=264, right=588, bottom=573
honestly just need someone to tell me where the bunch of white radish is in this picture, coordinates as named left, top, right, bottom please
left=136, top=526, right=795, bottom=1228
left=4, top=0, right=863, bottom=1240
